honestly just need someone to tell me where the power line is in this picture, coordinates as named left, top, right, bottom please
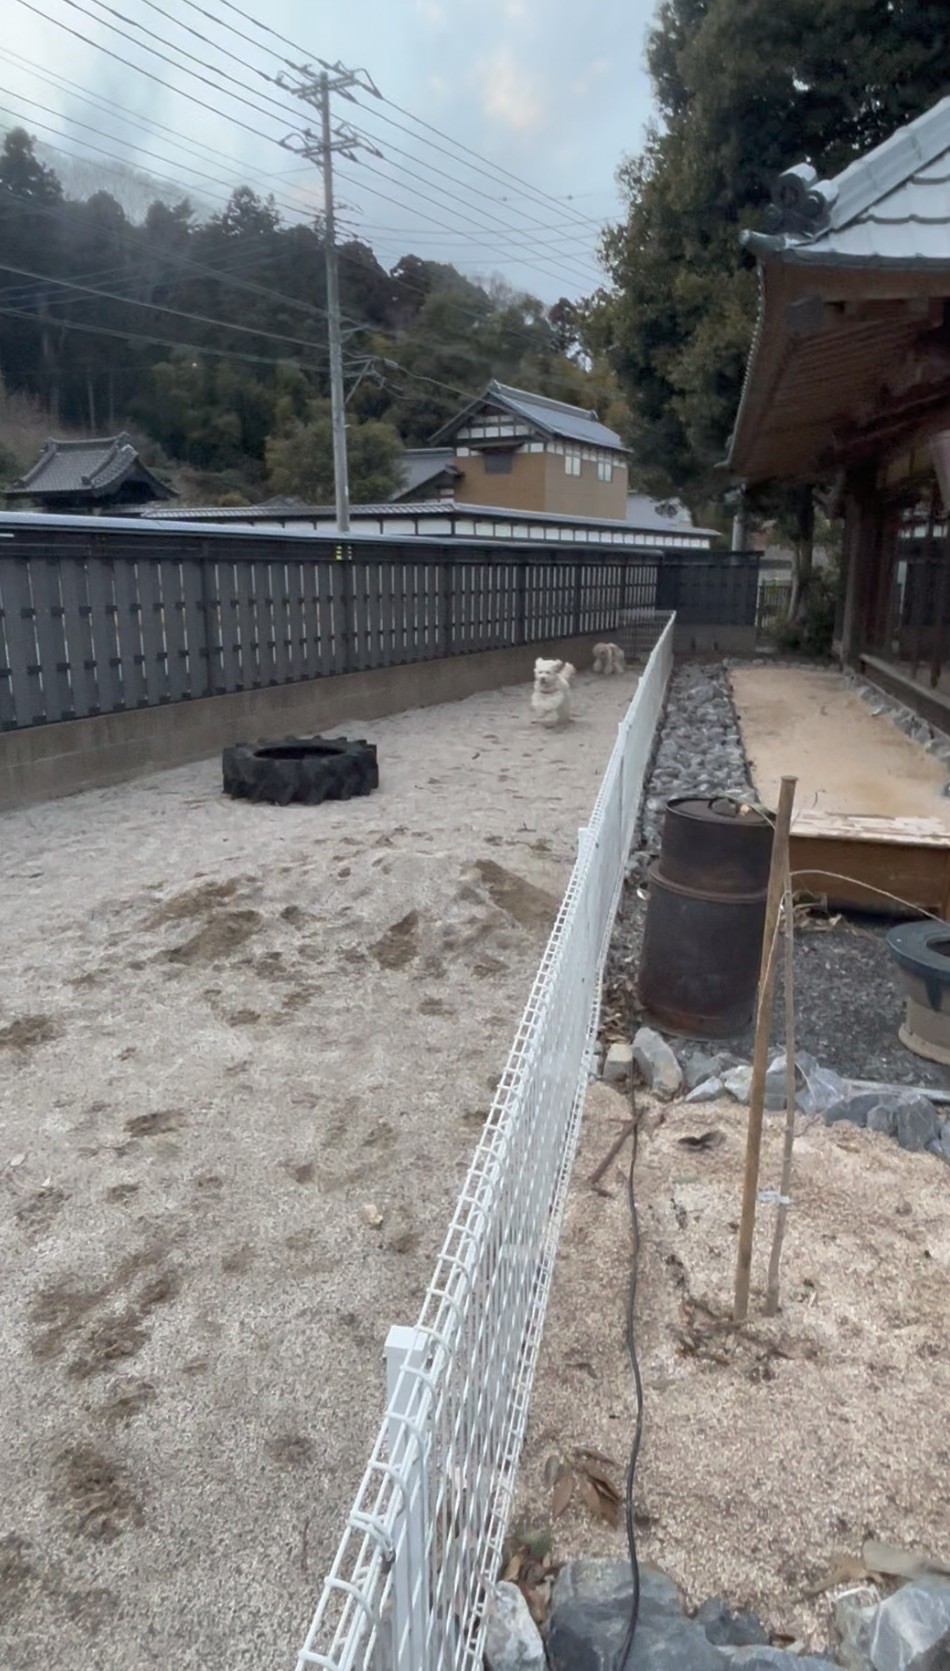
left=52, top=0, right=596, bottom=292
left=11, top=0, right=282, bottom=143
left=0, top=301, right=324, bottom=369
left=0, top=258, right=328, bottom=349
left=182, top=0, right=603, bottom=236
left=0, top=44, right=317, bottom=210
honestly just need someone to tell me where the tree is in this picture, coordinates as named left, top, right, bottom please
left=0, top=127, right=62, bottom=202
left=265, top=402, right=401, bottom=504
left=601, top=0, right=950, bottom=516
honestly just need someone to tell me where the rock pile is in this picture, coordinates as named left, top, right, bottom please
left=485, top=1559, right=950, bottom=1670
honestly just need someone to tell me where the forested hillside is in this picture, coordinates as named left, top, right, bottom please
left=0, top=127, right=625, bottom=504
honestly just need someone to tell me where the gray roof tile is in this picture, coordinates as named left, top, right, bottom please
left=745, top=94, right=950, bottom=269
left=8, top=433, right=174, bottom=499
left=431, top=380, right=625, bottom=451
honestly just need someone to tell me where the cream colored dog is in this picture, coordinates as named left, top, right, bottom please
left=592, top=642, right=626, bottom=675
left=531, top=657, right=575, bottom=724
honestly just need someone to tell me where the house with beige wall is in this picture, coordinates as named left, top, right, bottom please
left=399, top=381, right=629, bottom=520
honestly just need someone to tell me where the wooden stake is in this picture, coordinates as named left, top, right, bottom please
left=733, top=775, right=796, bottom=1323
left=765, top=867, right=797, bottom=1316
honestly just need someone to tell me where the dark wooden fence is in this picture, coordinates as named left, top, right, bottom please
left=0, top=522, right=672, bottom=732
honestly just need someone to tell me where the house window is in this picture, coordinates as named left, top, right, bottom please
left=597, top=459, right=613, bottom=482
left=564, top=450, right=581, bottom=476
left=483, top=451, right=514, bottom=474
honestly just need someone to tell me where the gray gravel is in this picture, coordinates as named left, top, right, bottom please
left=603, top=662, right=950, bottom=1093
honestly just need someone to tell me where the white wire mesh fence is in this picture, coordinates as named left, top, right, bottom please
left=296, top=614, right=675, bottom=1671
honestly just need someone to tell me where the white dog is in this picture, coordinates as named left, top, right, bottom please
left=531, top=657, right=575, bottom=725
left=592, top=642, right=626, bottom=676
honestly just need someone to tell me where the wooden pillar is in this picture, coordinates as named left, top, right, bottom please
left=839, top=466, right=879, bottom=667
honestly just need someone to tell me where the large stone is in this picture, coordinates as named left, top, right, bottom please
left=546, top=1560, right=727, bottom=1671
left=823, top=1091, right=884, bottom=1128
left=683, top=1050, right=726, bottom=1091
left=603, top=1042, right=635, bottom=1085
left=483, top=1580, right=546, bottom=1671
left=895, top=1094, right=941, bottom=1153
left=720, top=1653, right=838, bottom=1668
left=834, top=1584, right=880, bottom=1671
left=632, top=1028, right=683, bottom=1099
left=723, top=1065, right=754, bottom=1104
left=686, top=1077, right=725, bottom=1103
left=695, top=1596, right=769, bottom=1647
left=870, top=1576, right=950, bottom=1670
left=868, top=1103, right=899, bottom=1137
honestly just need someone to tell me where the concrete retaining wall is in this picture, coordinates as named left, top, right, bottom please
left=0, top=634, right=602, bottom=811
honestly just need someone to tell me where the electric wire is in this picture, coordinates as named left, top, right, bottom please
left=12, top=0, right=597, bottom=293
left=618, top=1089, right=644, bottom=1671
left=178, top=0, right=606, bottom=235
left=0, top=302, right=324, bottom=369
left=0, top=258, right=327, bottom=349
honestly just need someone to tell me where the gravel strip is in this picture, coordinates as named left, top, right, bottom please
left=602, top=661, right=950, bottom=1091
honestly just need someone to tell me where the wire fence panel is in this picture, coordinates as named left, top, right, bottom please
left=295, top=614, right=675, bottom=1671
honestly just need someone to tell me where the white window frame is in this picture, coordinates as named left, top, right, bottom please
left=564, top=449, right=581, bottom=477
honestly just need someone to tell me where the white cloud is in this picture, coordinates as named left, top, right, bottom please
left=415, top=0, right=447, bottom=21
left=572, top=57, right=610, bottom=97
left=477, top=46, right=546, bottom=134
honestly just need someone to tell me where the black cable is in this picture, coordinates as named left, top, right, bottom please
left=617, top=1087, right=644, bottom=1671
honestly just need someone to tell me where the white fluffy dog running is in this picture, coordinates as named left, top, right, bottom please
left=592, top=641, right=626, bottom=676
left=531, top=656, right=575, bottom=725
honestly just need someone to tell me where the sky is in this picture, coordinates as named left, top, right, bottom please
left=2, top=0, right=659, bottom=302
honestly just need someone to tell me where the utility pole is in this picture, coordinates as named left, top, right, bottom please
left=278, top=61, right=381, bottom=534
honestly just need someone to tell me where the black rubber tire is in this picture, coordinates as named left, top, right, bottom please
left=222, top=735, right=378, bottom=805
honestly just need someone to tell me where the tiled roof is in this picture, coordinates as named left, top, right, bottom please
left=745, top=93, right=950, bottom=269
left=392, top=447, right=460, bottom=499
left=430, top=380, right=625, bottom=452
left=137, top=497, right=715, bottom=541
left=8, top=433, right=175, bottom=499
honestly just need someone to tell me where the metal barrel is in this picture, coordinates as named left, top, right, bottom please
left=658, top=796, right=773, bottom=892
left=636, top=797, right=773, bottom=1038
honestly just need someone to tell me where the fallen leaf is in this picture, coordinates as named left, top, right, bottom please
left=502, top=1549, right=525, bottom=1583
left=361, top=1203, right=384, bottom=1228
left=551, top=1467, right=574, bottom=1518
left=577, top=1460, right=622, bottom=1503
left=574, top=1446, right=620, bottom=1470
left=522, top=1581, right=550, bottom=1626
left=576, top=1469, right=621, bottom=1529
left=543, top=1453, right=561, bottom=1490
left=862, top=1538, right=950, bottom=1581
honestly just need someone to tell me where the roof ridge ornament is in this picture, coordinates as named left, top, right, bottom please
left=762, top=161, right=838, bottom=239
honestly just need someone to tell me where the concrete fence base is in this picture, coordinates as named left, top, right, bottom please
left=0, top=634, right=604, bottom=812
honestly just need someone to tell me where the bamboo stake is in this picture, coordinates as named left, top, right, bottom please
left=765, top=866, right=797, bottom=1316
left=733, top=775, right=797, bottom=1324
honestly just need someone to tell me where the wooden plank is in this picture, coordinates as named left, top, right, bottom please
left=1, top=558, right=43, bottom=725
left=159, top=560, right=189, bottom=703
left=793, top=809, right=950, bottom=847
left=111, top=554, right=148, bottom=709
left=137, top=558, right=169, bottom=705
left=789, top=830, right=950, bottom=918
left=30, top=557, right=73, bottom=722
left=85, top=556, right=125, bottom=712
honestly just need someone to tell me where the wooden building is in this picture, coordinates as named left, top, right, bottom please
left=728, top=94, right=950, bottom=724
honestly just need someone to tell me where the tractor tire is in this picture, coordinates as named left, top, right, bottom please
left=222, top=736, right=379, bottom=805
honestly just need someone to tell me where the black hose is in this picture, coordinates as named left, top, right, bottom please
left=615, top=1091, right=645, bottom=1671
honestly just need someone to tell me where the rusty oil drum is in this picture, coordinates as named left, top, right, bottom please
left=636, top=797, right=773, bottom=1037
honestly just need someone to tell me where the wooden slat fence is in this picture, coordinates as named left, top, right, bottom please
left=0, top=524, right=676, bottom=733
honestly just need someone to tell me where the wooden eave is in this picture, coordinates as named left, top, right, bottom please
left=729, top=258, right=950, bottom=483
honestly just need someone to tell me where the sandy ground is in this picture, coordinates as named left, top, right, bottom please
left=0, top=668, right=639, bottom=1671
left=515, top=1081, right=950, bottom=1650
left=730, top=665, right=950, bottom=826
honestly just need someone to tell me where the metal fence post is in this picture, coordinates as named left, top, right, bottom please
left=385, top=1326, right=430, bottom=1671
